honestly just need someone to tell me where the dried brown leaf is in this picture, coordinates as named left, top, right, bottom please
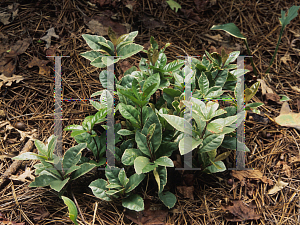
left=86, top=15, right=130, bottom=36
left=41, top=28, right=59, bottom=49
left=0, top=74, right=24, bottom=89
left=221, top=200, right=260, bottom=222
left=27, top=57, right=51, bottom=76
left=231, top=170, right=273, bottom=186
left=125, top=199, right=168, bottom=225
left=10, top=167, right=35, bottom=182
left=268, top=178, right=288, bottom=195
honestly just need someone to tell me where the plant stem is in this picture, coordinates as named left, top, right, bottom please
left=140, top=106, right=143, bottom=128
left=266, top=27, right=284, bottom=74
left=244, top=39, right=258, bottom=77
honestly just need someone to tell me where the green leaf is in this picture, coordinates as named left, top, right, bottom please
left=214, top=69, right=228, bottom=88
left=135, top=131, right=151, bottom=157
left=214, top=151, right=231, bottom=162
left=166, top=0, right=181, bottom=13
left=116, top=34, right=129, bottom=46
left=142, top=113, right=162, bottom=152
left=279, top=6, right=300, bottom=28
left=89, top=179, right=111, bottom=201
left=155, top=53, right=167, bottom=68
left=245, top=81, right=260, bottom=103
left=82, top=34, right=114, bottom=54
left=79, top=50, right=102, bottom=61
left=117, top=87, right=147, bottom=107
left=206, top=115, right=237, bottom=133
left=163, top=60, right=184, bottom=72
left=119, top=103, right=140, bottom=127
left=204, top=161, right=226, bottom=174
left=224, top=51, right=240, bottom=66
left=118, top=168, right=129, bottom=187
left=134, top=156, right=150, bottom=174
left=210, top=23, right=246, bottom=40
left=105, top=167, right=121, bottom=185
left=125, top=173, right=145, bottom=193
left=13, top=152, right=47, bottom=161
left=117, top=43, right=144, bottom=59
left=245, top=102, right=264, bottom=108
left=155, top=142, right=178, bottom=158
left=278, top=94, right=290, bottom=102
left=99, top=70, right=114, bottom=89
left=122, top=194, right=144, bottom=211
left=124, top=31, right=139, bottom=42
left=158, top=191, right=177, bottom=209
left=70, top=130, right=87, bottom=137
left=198, top=72, right=209, bottom=96
left=64, top=125, right=84, bottom=131
left=198, top=134, right=224, bottom=153
left=179, top=137, right=203, bottom=155
left=221, top=136, right=250, bottom=152
left=150, top=36, right=159, bottom=49
left=142, top=73, right=160, bottom=100
left=117, top=129, right=135, bottom=136
left=71, top=163, right=96, bottom=180
left=34, top=139, right=47, bottom=157
left=159, top=114, right=191, bottom=133
left=122, top=148, right=143, bottom=166
left=90, top=109, right=107, bottom=129
left=50, top=178, right=70, bottom=192
left=63, top=143, right=86, bottom=170
left=153, top=166, right=167, bottom=194
left=61, top=196, right=79, bottom=225
left=142, top=163, right=157, bottom=173
left=147, top=123, right=156, bottom=141
left=155, top=156, right=174, bottom=167
left=29, top=174, right=58, bottom=188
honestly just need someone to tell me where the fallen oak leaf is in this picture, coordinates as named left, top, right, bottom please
left=27, top=57, right=51, bottom=76
left=275, top=102, right=300, bottom=130
left=0, top=3, right=19, bottom=25
left=41, top=27, right=59, bottom=49
left=0, top=74, right=24, bottom=89
left=10, top=167, right=35, bottom=182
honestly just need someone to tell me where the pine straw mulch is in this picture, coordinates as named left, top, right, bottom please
left=0, top=0, right=300, bottom=224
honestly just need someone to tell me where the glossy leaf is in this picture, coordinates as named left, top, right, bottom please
left=135, top=131, right=151, bottom=157
left=61, top=196, right=79, bottom=225
left=13, top=152, right=47, bottom=161
left=125, top=173, right=145, bottom=193
left=50, top=178, right=70, bottom=192
left=134, top=156, right=150, bottom=174
left=89, top=179, right=111, bottom=201
left=117, top=43, right=143, bottom=60
left=122, top=148, right=143, bottom=166
left=141, top=113, right=162, bottom=152
left=158, top=191, right=177, bottom=208
left=198, top=134, right=224, bottom=153
left=71, top=163, right=96, bottom=180
left=155, top=156, right=174, bottom=167
left=34, top=139, right=47, bottom=157
left=63, top=143, right=86, bottom=170
left=122, top=194, right=144, bottom=211
left=210, top=23, right=246, bottom=40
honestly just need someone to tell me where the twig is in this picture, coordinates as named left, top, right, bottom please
left=0, top=132, right=38, bottom=189
left=71, top=190, right=87, bottom=225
